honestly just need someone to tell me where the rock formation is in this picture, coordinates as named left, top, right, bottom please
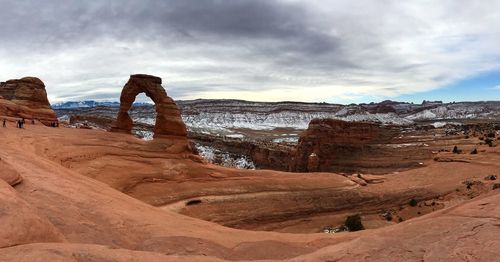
left=0, top=158, right=22, bottom=186
left=290, top=119, right=402, bottom=173
left=0, top=77, right=57, bottom=123
left=111, top=74, right=187, bottom=138
left=2, top=102, right=500, bottom=260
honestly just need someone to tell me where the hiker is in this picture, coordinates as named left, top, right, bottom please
left=2, top=119, right=6, bottom=128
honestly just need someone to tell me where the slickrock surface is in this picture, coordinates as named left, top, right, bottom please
left=111, top=74, right=187, bottom=138
left=0, top=77, right=57, bottom=122
left=0, top=157, right=23, bottom=186
left=0, top=120, right=499, bottom=260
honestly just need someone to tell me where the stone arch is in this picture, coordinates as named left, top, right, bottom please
left=111, top=74, right=187, bottom=138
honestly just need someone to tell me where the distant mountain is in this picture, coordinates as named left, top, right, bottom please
left=55, top=99, right=500, bottom=133
left=52, top=101, right=151, bottom=109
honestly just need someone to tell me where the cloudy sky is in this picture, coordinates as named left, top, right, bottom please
left=0, top=0, right=499, bottom=103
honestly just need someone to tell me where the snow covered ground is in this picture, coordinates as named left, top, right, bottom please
left=195, top=144, right=256, bottom=169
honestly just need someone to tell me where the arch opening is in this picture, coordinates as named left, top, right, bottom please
left=110, top=74, right=187, bottom=139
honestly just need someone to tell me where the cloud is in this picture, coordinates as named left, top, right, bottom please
left=492, top=86, right=500, bottom=90
left=1, top=0, right=500, bottom=103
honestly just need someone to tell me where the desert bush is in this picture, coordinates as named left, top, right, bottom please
left=409, top=198, right=418, bottom=207
left=470, top=148, right=478, bottom=154
left=382, top=211, right=392, bottom=221
left=345, top=214, right=364, bottom=231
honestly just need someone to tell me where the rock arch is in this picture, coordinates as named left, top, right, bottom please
left=111, top=74, right=187, bottom=138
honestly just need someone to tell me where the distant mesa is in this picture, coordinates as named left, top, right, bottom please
left=0, top=77, right=57, bottom=124
left=110, top=74, right=188, bottom=138
left=290, top=118, right=402, bottom=173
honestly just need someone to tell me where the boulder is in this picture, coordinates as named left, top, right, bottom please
left=110, top=74, right=187, bottom=138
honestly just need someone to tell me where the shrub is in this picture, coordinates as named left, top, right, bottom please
left=382, top=211, right=392, bottom=221
left=452, top=146, right=460, bottom=154
left=487, top=132, right=496, bottom=138
left=484, top=175, right=497, bottom=181
left=409, top=199, right=418, bottom=207
left=345, top=214, right=364, bottom=231
left=470, top=148, right=478, bottom=154
left=485, top=138, right=494, bottom=147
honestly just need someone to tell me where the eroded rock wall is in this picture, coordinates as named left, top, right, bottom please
left=0, top=77, right=57, bottom=122
left=290, top=119, right=403, bottom=173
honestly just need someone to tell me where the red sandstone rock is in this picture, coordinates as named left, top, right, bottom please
left=111, top=74, right=187, bottom=138
left=290, top=119, right=401, bottom=173
left=0, top=77, right=57, bottom=123
left=0, top=180, right=65, bottom=248
left=1, top=115, right=500, bottom=261
left=0, top=158, right=22, bottom=186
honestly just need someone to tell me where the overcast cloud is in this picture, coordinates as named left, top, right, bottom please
left=0, top=0, right=499, bottom=103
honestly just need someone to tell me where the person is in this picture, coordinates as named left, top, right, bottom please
left=2, top=119, right=6, bottom=128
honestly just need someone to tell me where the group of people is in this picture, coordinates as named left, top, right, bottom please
left=2, top=118, right=26, bottom=128
left=2, top=118, right=59, bottom=128
left=16, top=118, right=26, bottom=128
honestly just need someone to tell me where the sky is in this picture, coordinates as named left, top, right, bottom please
left=0, top=0, right=499, bottom=104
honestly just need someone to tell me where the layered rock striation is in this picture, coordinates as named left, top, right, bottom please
left=290, top=119, right=402, bottom=173
left=0, top=77, right=57, bottom=123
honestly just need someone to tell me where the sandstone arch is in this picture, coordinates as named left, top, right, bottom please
left=111, top=74, right=187, bottom=138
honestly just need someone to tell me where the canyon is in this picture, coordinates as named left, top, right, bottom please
left=1, top=75, right=499, bottom=261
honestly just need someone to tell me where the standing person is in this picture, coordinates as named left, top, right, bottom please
left=2, top=119, right=6, bottom=128
left=21, top=118, right=25, bottom=128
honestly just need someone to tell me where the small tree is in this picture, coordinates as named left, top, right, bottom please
left=409, top=198, right=418, bottom=207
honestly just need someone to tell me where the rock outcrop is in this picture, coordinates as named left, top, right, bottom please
left=0, top=180, right=65, bottom=248
left=0, top=77, right=57, bottom=123
left=0, top=158, right=23, bottom=186
left=290, top=119, right=402, bottom=173
left=111, top=74, right=187, bottom=138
